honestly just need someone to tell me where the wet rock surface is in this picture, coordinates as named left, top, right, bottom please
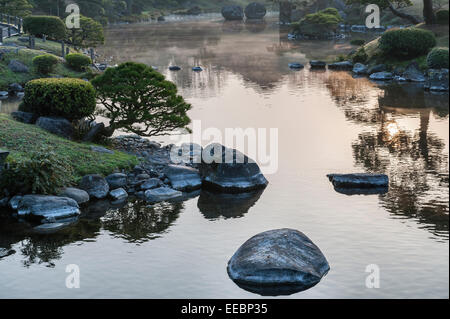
left=58, top=187, right=90, bottom=205
left=17, top=195, right=80, bottom=223
left=227, top=229, right=330, bottom=296
left=79, top=174, right=110, bottom=199
left=145, top=187, right=183, bottom=203
left=327, top=173, right=389, bottom=188
left=164, top=164, right=202, bottom=192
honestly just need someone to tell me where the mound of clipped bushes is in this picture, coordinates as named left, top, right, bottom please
left=32, top=54, right=59, bottom=74
left=23, top=15, right=67, bottom=40
left=22, top=78, right=96, bottom=121
left=427, top=47, right=449, bottom=69
left=436, top=10, right=449, bottom=25
left=65, top=53, right=92, bottom=71
left=293, top=7, right=342, bottom=38
left=379, top=28, right=436, bottom=58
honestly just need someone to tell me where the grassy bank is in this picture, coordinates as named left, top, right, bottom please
left=0, top=114, right=138, bottom=184
left=0, top=37, right=88, bottom=90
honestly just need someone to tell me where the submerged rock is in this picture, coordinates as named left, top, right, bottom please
left=222, top=5, right=244, bottom=21
left=164, top=165, right=202, bottom=192
left=145, top=187, right=183, bottom=203
left=244, top=2, right=267, bottom=19
left=227, top=229, right=330, bottom=296
left=328, top=61, right=353, bottom=70
left=17, top=195, right=80, bottom=223
left=333, top=186, right=389, bottom=196
left=369, top=72, right=393, bottom=81
left=309, top=60, right=326, bottom=69
left=199, top=144, right=268, bottom=193
left=327, top=173, right=389, bottom=188
left=32, top=218, right=78, bottom=234
left=59, top=187, right=90, bottom=205
left=79, top=174, right=110, bottom=199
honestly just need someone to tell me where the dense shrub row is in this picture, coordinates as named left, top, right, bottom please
left=22, top=78, right=96, bottom=121
left=379, top=28, right=436, bottom=58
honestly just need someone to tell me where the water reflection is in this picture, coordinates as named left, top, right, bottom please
left=197, top=190, right=264, bottom=220
left=326, top=73, right=449, bottom=238
left=0, top=198, right=185, bottom=266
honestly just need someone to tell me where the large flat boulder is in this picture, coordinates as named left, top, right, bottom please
left=164, top=164, right=202, bottom=192
left=199, top=144, right=268, bottom=193
left=17, top=195, right=80, bottom=223
left=144, top=187, right=182, bottom=203
left=36, top=117, right=73, bottom=139
left=79, top=174, right=109, bottom=199
left=327, top=173, right=389, bottom=188
left=222, top=5, right=244, bottom=21
left=227, top=229, right=330, bottom=296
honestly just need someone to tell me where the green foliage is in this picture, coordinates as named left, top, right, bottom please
left=294, top=7, right=343, bottom=38
left=0, top=148, right=73, bottom=195
left=352, top=47, right=368, bottom=63
left=23, top=78, right=96, bottom=121
left=335, top=54, right=348, bottom=62
left=67, top=15, right=105, bottom=48
left=0, top=114, right=138, bottom=189
left=435, top=10, right=449, bottom=25
left=350, top=39, right=366, bottom=46
left=345, top=0, right=413, bottom=10
left=91, top=62, right=192, bottom=137
left=427, top=47, right=449, bottom=69
left=0, top=0, right=32, bottom=16
left=379, top=28, right=437, bottom=58
left=23, top=15, right=67, bottom=40
left=32, top=54, right=58, bottom=74
left=65, top=53, right=92, bottom=71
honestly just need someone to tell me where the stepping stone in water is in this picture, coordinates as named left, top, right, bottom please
left=327, top=173, right=389, bottom=188
left=169, top=66, right=181, bottom=71
left=192, top=66, right=203, bottom=71
left=288, top=63, right=304, bottom=69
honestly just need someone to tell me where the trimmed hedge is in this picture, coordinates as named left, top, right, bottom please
left=23, top=15, right=67, bottom=40
left=65, top=53, right=92, bottom=71
left=23, top=78, right=96, bottom=121
left=427, top=47, right=449, bottom=69
left=32, top=54, right=59, bottom=74
left=436, top=10, right=449, bottom=25
left=379, top=28, right=436, bottom=58
left=294, top=8, right=343, bottom=38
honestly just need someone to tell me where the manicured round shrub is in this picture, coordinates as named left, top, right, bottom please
left=23, top=78, right=96, bottom=121
left=427, top=47, right=449, bottom=69
left=436, top=10, right=449, bottom=25
left=379, top=28, right=436, bottom=58
left=23, top=15, right=67, bottom=40
left=295, top=8, right=343, bottom=38
left=65, top=53, right=92, bottom=71
left=32, top=54, right=59, bottom=74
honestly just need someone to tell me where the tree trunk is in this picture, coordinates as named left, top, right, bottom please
left=388, top=3, right=422, bottom=25
left=423, top=0, right=436, bottom=24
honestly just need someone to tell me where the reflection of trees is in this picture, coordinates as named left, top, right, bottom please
left=326, top=75, right=449, bottom=238
left=197, top=190, right=264, bottom=220
left=0, top=198, right=185, bottom=267
left=101, top=199, right=183, bottom=243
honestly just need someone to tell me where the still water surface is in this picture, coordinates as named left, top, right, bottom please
left=0, top=18, right=448, bottom=298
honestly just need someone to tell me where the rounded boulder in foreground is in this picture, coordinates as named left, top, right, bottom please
left=227, top=229, right=329, bottom=296
left=244, top=3, right=267, bottom=19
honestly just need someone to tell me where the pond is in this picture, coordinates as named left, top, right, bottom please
left=0, top=18, right=448, bottom=299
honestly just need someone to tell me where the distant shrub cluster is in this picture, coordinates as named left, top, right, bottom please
left=379, top=28, right=436, bottom=58
left=23, top=16, right=67, bottom=40
left=23, top=78, right=96, bottom=122
left=32, top=54, right=59, bottom=74
left=427, top=47, right=449, bottom=69
left=435, top=10, right=449, bottom=25
left=293, top=7, right=343, bottom=38
left=65, top=53, right=92, bottom=71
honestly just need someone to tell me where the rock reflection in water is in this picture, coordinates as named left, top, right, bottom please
left=326, top=74, right=449, bottom=238
left=197, top=190, right=264, bottom=220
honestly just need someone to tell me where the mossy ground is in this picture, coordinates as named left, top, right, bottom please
left=0, top=114, right=139, bottom=184
left=0, top=37, right=92, bottom=90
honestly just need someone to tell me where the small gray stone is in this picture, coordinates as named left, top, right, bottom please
left=9, top=195, right=22, bottom=210
left=140, top=178, right=161, bottom=190
left=402, top=62, right=425, bottom=82
left=164, top=165, right=202, bottom=192
left=328, top=61, right=353, bottom=70
left=369, top=72, right=393, bottom=81
left=105, top=173, right=128, bottom=190
left=109, top=188, right=128, bottom=202
left=309, top=60, right=327, bottom=69
left=353, top=63, right=368, bottom=75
